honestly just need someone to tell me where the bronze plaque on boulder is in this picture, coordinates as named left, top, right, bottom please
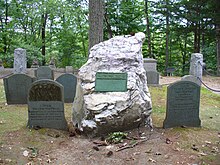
left=95, top=72, right=127, bottom=92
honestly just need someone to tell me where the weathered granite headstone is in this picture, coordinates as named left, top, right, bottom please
left=189, top=53, right=204, bottom=80
left=3, top=74, right=35, bottom=104
left=73, top=32, right=152, bottom=136
left=65, top=66, right=73, bottom=73
left=181, top=75, right=201, bottom=86
left=55, top=73, right=77, bottom=103
left=13, top=48, right=27, bottom=73
left=27, top=80, right=67, bottom=130
left=143, top=58, right=157, bottom=72
left=146, top=71, right=159, bottom=85
left=34, top=66, right=54, bottom=80
left=0, top=59, right=4, bottom=70
left=163, top=81, right=201, bottom=128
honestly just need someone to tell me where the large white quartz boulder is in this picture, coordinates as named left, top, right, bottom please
left=73, top=32, right=152, bottom=136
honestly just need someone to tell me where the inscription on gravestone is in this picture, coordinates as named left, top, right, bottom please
left=3, top=74, right=35, bottom=104
left=163, top=81, right=201, bottom=128
left=95, top=72, right=127, bottom=92
left=27, top=80, right=67, bottom=130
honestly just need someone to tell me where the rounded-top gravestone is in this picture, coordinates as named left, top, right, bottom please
left=56, top=73, right=77, bottom=103
left=27, top=79, right=67, bottom=130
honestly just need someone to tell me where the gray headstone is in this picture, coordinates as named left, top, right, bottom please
left=3, top=74, right=35, bottom=104
left=65, top=66, right=73, bottom=73
left=146, top=71, right=159, bottom=85
left=189, top=53, right=203, bottom=80
left=55, top=73, right=77, bottom=103
left=181, top=75, right=201, bottom=86
left=0, top=59, right=4, bottom=70
left=163, top=81, right=201, bottom=128
left=143, top=58, right=157, bottom=72
left=34, top=66, right=54, bottom=80
left=27, top=80, right=67, bottom=130
left=14, top=48, right=27, bottom=74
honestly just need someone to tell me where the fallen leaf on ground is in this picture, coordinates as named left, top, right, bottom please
left=148, top=158, right=156, bottom=163
left=93, top=146, right=99, bottom=151
left=106, top=151, right=113, bottom=157
left=199, top=152, right=208, bottom=156
left=191, top=144, right=199, bottom=152
left=166, top=138, right=172, bottom=144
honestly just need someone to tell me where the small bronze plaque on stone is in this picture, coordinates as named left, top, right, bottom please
left=95, top=72, right=127, bottom=92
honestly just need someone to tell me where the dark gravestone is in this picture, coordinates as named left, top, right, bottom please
left=163, top=81, right=201, bottom=128
left=3, top=74, right=35, bottom=104
left=95, top=72, right=127, bottom=92
left=55, top=73, right=77, bottom=103
left=27, top=80, right=67, bottom=130
left=146, top=71, right=159, bottom=85
left=34, top=66, right=54, bottom=80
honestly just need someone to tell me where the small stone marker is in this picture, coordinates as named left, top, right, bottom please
left=163, top=81, right=201, bottom=128
left=56, top=73, right=77, bottom=103
left=146, top=71, right=159, bottom=85
left=95, top=72, right=127, bottom=92
left=3, top=74, right=35, bottom=104
left=14, top=48, right=27, bottom=73
left=27, top=80, right=67, bottom=130
left=34, top=66, right=54, bottom=80
left=181, top=75, right=201, bottom=86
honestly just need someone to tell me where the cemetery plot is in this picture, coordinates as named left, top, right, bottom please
left=3, top=74, right=35, bottom=104
left=56, top=73, right=77, bottom=103
left=27, top=80, right=67, bottom=130
left=163, top=81, right=201, bottom=128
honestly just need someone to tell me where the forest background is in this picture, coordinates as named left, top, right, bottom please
left=0, top=0, right=220, bottom=76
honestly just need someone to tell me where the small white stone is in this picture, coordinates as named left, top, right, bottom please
left=23, top=150, right=29, bottom=157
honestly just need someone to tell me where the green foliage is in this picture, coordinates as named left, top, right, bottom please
left=0, top=0, right=218, bottom=71
left=106, top=131, right=128, bottom=144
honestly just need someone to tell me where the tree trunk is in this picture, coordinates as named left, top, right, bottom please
left=145, top=0, right=152, bottom=57
left=165, top=0, right=170, bottom=75
left=3, top=0, right=8, bottom=54
left=88, top=0, right=104, bottom=50
left=78, top=16, right=87, bottom=57
left=217, top=25, right=220, bottom=76
left=41, top=13, right=48, bottom=65
left=104, top=11, right=113, bottom=39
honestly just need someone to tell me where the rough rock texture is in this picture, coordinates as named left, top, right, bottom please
left=13, top=48, right=27, bottom=74
left=189, top=53, right=203, bottom=81
left=72, top=32, right=152, bottom=136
